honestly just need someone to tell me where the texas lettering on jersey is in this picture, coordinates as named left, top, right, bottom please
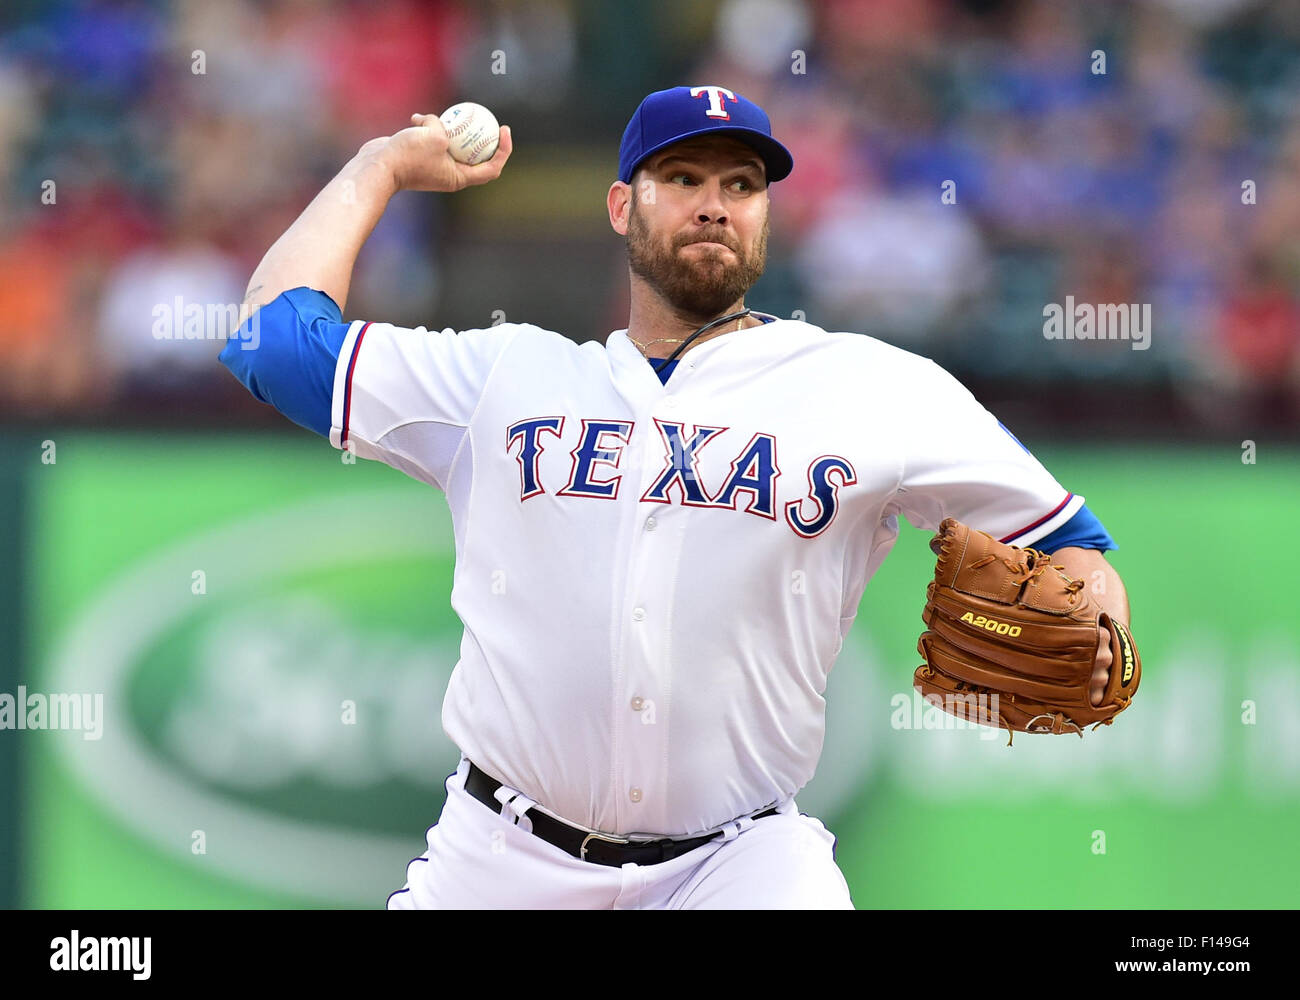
left=506, top=415, right=857, bottom=538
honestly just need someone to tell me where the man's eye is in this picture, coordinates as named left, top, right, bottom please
left=670, top=173, right=694, bottom=185
left=731, top=179, right=752, bottom=192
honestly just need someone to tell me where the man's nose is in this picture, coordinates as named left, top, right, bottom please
left=693, top=179, right=728, bottom=226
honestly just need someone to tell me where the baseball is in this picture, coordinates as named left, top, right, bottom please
left=439, top=102, right=500, bottom=165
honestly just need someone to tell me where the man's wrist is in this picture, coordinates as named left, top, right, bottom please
left=1050, top=546, right=1129, bottom=626
left=351, top=143, right=402, bottom=203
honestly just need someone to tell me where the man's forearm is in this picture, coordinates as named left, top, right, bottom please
left=243, top=144, right=398, bottom=318
left=1050, top=546, right=1130, bottom=625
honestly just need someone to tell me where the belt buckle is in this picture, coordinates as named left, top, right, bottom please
left=579, top=830, right=632, bottom=862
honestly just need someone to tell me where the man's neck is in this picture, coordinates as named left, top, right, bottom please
left=624, top=281, right=754, bottom=359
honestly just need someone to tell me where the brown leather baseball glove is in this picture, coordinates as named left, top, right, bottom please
left=914, top=517, right=1140, bottom=744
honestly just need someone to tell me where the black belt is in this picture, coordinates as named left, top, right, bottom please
left=464, top=762, right=778, bottom=868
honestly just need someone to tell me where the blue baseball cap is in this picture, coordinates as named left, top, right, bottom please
left=618, top=85, right=793, bottom=185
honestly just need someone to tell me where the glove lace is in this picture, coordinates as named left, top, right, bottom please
left=1088, top=695, right=1133, bottom=731
left=968, top=547, right=1086, bottom=602
left=1025, top=711, right=1085, bottom=738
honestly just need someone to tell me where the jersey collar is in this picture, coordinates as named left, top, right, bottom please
left=606, top=313, right=781, bottom=394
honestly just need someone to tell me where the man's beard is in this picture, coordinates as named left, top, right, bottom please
left=626, top=202, right=769, bottom=322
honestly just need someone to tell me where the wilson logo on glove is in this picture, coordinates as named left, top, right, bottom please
left=1115, top=620, right=1137, bottom=683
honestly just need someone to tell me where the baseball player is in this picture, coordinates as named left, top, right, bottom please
left=219, top=85, right=1133, bottom=909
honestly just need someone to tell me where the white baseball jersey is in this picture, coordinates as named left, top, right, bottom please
left=327, top=315, right=1083, bottom=837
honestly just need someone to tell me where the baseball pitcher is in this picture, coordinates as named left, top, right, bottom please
left=220, top=86, right=1140, bottom=909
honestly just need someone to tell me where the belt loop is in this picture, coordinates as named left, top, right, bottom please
left=493, top=784, right=537, bottom=823
left=716, top=816, right=753, bottom=843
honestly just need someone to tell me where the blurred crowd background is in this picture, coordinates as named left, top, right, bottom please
left=1, top=0, right=1298, bottom=435
left=3, top=0, right=1298, bottom=914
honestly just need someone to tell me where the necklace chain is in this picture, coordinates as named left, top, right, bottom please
left=631, top=314, right=747, bottom=355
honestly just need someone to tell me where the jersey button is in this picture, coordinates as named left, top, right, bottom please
left=629, top=787, right=642, bottom=803
left=632, top=607, right=646, bottom=622
left=630, top=696, right=644, bottom=711
left=662, top=396, right=678, bottom=409
left=644, top=516, right=657, bottom=531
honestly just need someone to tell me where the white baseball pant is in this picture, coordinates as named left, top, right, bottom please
left=386, top=755, right=854, bottom=909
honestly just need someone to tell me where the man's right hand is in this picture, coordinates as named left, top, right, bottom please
left=240, top=114, right=512, bottom=316
left=363, top=113, right=513, bottom=194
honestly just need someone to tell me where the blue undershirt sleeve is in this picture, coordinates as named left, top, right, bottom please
left=218, top=286, right=352, bottom=438
left=1033, top=504, right=1117, bottom=553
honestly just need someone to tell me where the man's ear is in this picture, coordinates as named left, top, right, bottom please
left=608, top=180, right=632, bottom=236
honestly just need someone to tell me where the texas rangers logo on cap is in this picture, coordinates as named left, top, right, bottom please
left=618, top=85, right=794, bottom=185
left=690, top=85, right=737, bottom=119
